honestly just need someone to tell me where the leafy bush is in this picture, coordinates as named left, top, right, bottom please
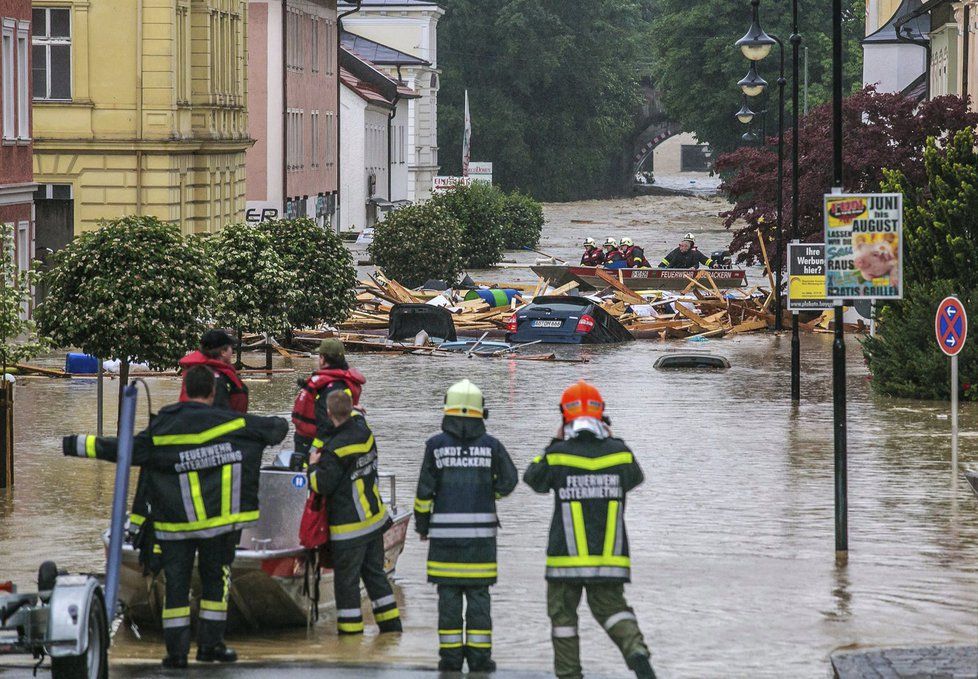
left=261, top=218, right=356, bottom=328
left=36, top=215, right=215, bottom=371
left=501, top=190, right=544, bottom=249
left=369, top=202, right=464, bottom=287
left=431, top=182, right=505, bottom=269
left=865, top=129, right=978, bottom=399
left=205, top=223, right=294, bottom=335
left=0, top=223, right=46, bottom=368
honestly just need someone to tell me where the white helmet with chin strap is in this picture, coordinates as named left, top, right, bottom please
left=584, top=237, right=596, bottom=247
left=603, top=237, right=618, bottom=248
left=682, top=232, right=695, bottom=243
left=620, top=237, right=634, bottom=247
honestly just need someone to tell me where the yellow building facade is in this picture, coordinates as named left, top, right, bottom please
left=32, top=0, right=251, bottom=236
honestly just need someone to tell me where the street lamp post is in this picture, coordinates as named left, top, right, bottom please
left=790, top=4, right=802, bottom=404
left=736, top=2, right=785, bottom=331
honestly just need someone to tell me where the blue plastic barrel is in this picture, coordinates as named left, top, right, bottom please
left=464, top=288, right=521, bottom=307
left=65, top=352, right=99, bottom=374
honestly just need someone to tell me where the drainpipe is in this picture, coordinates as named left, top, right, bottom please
left=336, top=1, right=362, bottom=232
left=964, top=5, right=971, bottom=101
left=136, top=0, right=143, bottom=214
left=387, top=93, right=399, bottom=200
left=282, top=1, right=288, bottom=218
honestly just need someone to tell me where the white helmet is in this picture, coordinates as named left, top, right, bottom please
left=620, top=237, right=634, bottom=247
left=682, top=232, right=695, bottom=243
left=604, top=237, right=618, bottom=248
left=584, top=237, right=596, bottom=247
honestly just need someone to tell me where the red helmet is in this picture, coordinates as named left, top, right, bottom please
left=560, top=380, right=605, bottom=423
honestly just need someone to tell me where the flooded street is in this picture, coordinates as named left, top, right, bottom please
left=3, top=194, right=978, bottom=677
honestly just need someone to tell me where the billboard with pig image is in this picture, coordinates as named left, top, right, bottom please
left=824, top=193, right=903, bottom=301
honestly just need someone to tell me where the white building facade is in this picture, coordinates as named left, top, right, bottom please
left=340, top=0, right=443, bottom=201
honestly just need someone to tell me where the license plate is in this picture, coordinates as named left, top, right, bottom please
left=532, top=320, right=563, bottom=328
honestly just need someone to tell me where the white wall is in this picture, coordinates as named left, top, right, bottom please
left=390, top=100, right=409, bottom=202
left=652, top=132, right=710, bottom=175
left=340, top=84, right=366, bottom=232
left=365, top=105, right=390, bottom=207
left=862, top=43, right=928, bottom=92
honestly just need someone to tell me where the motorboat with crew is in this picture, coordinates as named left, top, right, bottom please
left=529, top=264, right=748, bottom=292
left=105, top=465, right=411, bottom=630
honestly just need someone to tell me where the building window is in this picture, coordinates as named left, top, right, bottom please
left=2, top=22, right=13, bottom=139
left=176, top=5, right=190, bottom=102
left=311, top=111, right=320, bottom=167
left=32, top=7, right=70, bottom=101
left=286, top=10, right=301, bottom=70
left=324, top=20, right=333, bottom=75
left=287, top=109, right=304, bottom=170
left=16, top=23, right=28, bottom=138
left=311, top=18, right=319, bottom=73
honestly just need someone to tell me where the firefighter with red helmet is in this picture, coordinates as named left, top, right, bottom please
left=291, top=339, right=366, bottom=468
left=524, top=381, right=656, bottom=679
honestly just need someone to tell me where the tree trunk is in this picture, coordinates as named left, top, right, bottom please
left=235, top=327, right=243, bottom=370
left=117, top=360, right=130, bottom=433
left=265, top=332, right=273, bottom=371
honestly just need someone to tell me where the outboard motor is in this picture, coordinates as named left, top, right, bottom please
left=710, top=250, right=732, bottom=269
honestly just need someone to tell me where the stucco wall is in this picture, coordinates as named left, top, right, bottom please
left=0, top=0, right=31, bottom=187
left=339, top=83, right=365, bottom=231
left=863, top=43, right=928, bottom=92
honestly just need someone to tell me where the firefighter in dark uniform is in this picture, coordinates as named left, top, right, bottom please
left=524, top=380, right=656, bottom=679
left=619, top=238, right=651, bottom=268
left=178, top=329, right=249, bottom=413
left=63, top=366, right=289, bottom=668
left=659, top=233, right=713, bottom=269
left=414, top=379, right=518, bottom=672
left=580, top=237, right=605, bottom=266
left=291, top=338, right=366, bottom=466
left=601, top=238, right=626, bottom=268
left=307, top=390, right=402, bottom=635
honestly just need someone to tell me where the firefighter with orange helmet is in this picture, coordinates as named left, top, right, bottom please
left=524, top=381, right=655, bottom=679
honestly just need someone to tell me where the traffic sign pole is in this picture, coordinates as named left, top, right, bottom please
left=935, top=296, right=967, bottom=474
left=952, top=354, right=959, bottom=472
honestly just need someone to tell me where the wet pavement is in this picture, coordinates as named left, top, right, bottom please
left=831, top=645, right=978, bottom=678
left=2, top=195, right=978, bottom=677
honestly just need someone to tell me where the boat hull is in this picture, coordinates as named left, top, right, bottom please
left=530, top=265, right=747, bottom=291
left=108, top=468, right=412, bottom=630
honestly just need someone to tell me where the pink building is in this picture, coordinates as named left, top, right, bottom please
left=0, top=0, right=33, bottom=280
left=247, top=0, right=339, bottom=225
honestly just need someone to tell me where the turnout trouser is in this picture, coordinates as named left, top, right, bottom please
left=331, top=535, right=402, bottom=634
left=547, top=581, right=650, bottom=679
left=159, top=533, right=235, bottom=658
left=437, top=585, right=492, bottom=670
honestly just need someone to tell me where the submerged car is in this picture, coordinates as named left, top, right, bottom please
left=505, top=296, right=634, bottom=344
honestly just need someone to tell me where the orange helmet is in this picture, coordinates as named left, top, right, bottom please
left=560, top=380, right=605, bottom=423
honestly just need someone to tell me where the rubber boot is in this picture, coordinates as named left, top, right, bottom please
left=627, top=652, right=657, bottom=679
left=161, top=655, right=188, bottom=669
left=196, top=643, right=238, bottom=663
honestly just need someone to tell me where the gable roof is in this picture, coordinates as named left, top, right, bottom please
left=340, top=31, right=430, bottom=66
left=340, top=46, right=419, bottom=106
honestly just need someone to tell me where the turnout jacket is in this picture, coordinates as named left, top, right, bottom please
left=524, top=421, right=644, bottom=583
left=63, top=402, right=288, bottom=540
left=659, top=247, right=713, bottom=269
left=308, top=415, right=391, bottom=549
left=414, top=417, right=518, bottom=586
left=581, top=248, right=605, bottom=266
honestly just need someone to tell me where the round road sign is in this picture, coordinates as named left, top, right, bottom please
left=936, top=296, right=968, bottom=356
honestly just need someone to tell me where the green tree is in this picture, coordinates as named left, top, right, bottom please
left=865, top=129, right=978, bottom=399
left=647, top=0, right=864, bottom=155
left=261, top=218, right=356, bottom=330
left=368, top=203, right=464, bottom=287
left=205, top=223, right=294, bottom=361
left=36, top=215, right=215, bottom=392
left=501, top=190, right=545, bottom=249
left=0, top=223, right=47, bottom=370
left=438, top=0, right=646, bottom=200
left=431, top=182, right=506, bottom=269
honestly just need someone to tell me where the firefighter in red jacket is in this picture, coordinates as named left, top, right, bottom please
left=580, top=238, right=605, bottom=266
left=291, top=339, right=366, bottom=467
left=179, top=330, right=248, bottom=413
left=619, top=238, right=651, bottom=268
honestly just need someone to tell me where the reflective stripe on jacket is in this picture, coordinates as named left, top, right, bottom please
left=523, top=431, right=644, bottom=582
left=415, top=418, right=518, bottom=585
left=308, top=416, right=391, bottom=548
left=63, top=402, right=288, bottom=540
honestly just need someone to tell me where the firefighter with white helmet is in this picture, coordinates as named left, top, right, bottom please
left=581, top=237, right=604, bottom=266
left=602, top=238, right=625, bottom=268
left=619, top=237, right=651, bottom=268
left=414, top=379, right=518, bottom=672
left=659, top=232, right=713, bottom=269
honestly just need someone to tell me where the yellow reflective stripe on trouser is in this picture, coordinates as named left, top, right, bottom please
left=187, top=471, right=207, bottom=521
left=426, top=561, right=497, bottom=579
left=162, top=606, right=191, bottom=629
left=439, top=629, right=463, bottom=648
left=200, top=598, right=228, bottom=621
left=329, top=506, right=388, bottom=539
left=334, top=434, right=375, bottom=458
left=338, top=621, right=365, bottom=633
left=152, top=418, right=246, bottom=446
left=374, top=608, right=400, bottom=622
left=603, top=500, right=619, bottom=556
left=221, top=465, right=233, bottom=516
left=154, top=510, right=259, bottom=536
left=546, top=555, right=630, bottom=568
left=570, top=501, right=588, bottom=556
left=85, top=435, right=96, bottom=458
left=414, top=497, right=432, bottom=513
left=466, top=629, right=492, bottom=648
left=546, top=452, right=633, bottom=471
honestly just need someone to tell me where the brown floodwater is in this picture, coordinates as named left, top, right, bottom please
left=3, top=196, right=977, bottom=677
